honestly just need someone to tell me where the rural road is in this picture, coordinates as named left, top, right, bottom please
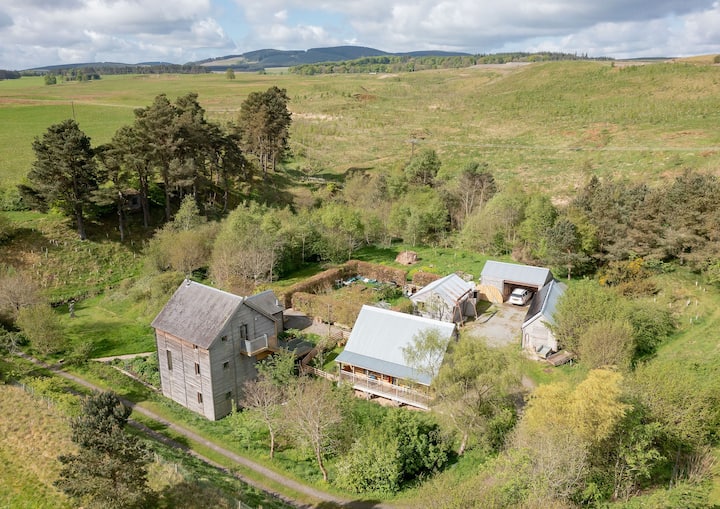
left=16, top=353, right=394, bottom=509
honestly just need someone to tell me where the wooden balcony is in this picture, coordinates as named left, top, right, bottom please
left=338, top=370, right=432, bottom=410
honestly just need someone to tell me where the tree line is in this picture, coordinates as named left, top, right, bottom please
left=290, top=52, right=610, bottom=75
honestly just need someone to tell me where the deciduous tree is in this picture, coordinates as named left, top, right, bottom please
left=16, top=303, right=66, bottom=355
left=283, top=377, right=343, bottom=482
left=433, top=337, right=518, bottom=454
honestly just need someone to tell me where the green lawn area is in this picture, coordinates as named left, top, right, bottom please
left=59, top=293, right=156, bottom=357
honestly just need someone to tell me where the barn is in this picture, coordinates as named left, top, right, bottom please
left=478, top=260, right=554, bottom=304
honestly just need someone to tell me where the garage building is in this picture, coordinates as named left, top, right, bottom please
left=479, top=261, right=554, bottom=304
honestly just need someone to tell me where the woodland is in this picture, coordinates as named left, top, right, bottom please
left=1, top=58, right=720, bottom=508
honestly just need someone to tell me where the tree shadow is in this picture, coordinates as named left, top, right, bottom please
left=315, top=500, right=384, bottom=509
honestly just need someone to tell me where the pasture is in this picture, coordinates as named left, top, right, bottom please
left=2, top=61, right=720, bottom=198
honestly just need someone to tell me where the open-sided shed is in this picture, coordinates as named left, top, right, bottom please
left=479, top=261, right=554, bottom=304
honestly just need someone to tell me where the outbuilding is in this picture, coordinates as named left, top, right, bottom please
left=521, top=280, right=567, bottom=358
left=409, top=273, right=477, bottom=325
left=479, top=260, right=554, bottom=304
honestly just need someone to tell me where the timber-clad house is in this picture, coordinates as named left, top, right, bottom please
left=152, top=279, right=285, bottom=420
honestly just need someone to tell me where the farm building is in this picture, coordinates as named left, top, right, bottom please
left=152, top=280, right=299, bottom=420
left=478, top=260, right=554, bottom=304
left=335, top=305, right=457, bottom=409
left=521, top=280, right=567, bottom=358
left=409, top=273, right=477, bottom=325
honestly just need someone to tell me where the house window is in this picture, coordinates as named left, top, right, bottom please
left=239, top=324, right=248, bottom=340
left=225, top=391, right=232, bottom=400
left=166, top=350, right=173, bottom=370
left=195, top=362, right=200, bottom=375
left=197, top=392, right=203, bottom=404
left=221, top=335, right=227, bottom=342
left=223, top=361, right=229, bottom=370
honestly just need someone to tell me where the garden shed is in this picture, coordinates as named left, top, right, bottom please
left=521, top=280, right=567, bottom=357
left=409, top=273, right=477, bottom=325
left=335, top=305, right=457, bottom=409
left=479, top=260, right=554, bottom=304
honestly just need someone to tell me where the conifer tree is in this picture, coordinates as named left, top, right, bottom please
left=55, top=391, right=154, bottom=509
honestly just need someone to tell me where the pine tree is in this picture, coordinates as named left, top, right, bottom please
left=55, top=391, right=154, bottom=509
left=26, top=119, right=98, bottom=239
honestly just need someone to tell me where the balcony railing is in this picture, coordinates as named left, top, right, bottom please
left=242, top=334, right=268, bottom=356
left=338, top=370, right=432, bottom=410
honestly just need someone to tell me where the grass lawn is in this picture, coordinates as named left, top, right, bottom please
left=58, top=293, right=157, bottom=357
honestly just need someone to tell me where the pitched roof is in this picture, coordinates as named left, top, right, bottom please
left=151, top=279, right=243, bottom=349
left=335, top=305, right=456, bottom=385
left=410, top=273, right=475, bottom=307
left=523, top=280, right=567, bottom=328
left=244, top=290, right=283, bottom=319
left=481, top=260, right=553, bottom=288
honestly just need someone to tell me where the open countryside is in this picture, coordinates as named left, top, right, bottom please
left=2, top=56, right=720, bottom=508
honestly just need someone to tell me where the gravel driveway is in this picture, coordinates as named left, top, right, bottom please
left=463, top=302, right=529, bottom=347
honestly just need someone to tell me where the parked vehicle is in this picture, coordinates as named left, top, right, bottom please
left=509, top=288, right=532, bottom=305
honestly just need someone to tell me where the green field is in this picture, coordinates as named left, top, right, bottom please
left=3, top=62, right=720, bottom=195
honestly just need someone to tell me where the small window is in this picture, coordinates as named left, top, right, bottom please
left=239, top=324, right=248, bottom=340
left=221, top=335, right=227, bottom=342
left=197, top=392, right=203, bottom=404
left=195, top=362, right=201, bottom=375
left=223, top=361, right=229, bottom=370
left=225, top=391, right=232, bottom=400
left=166, top=350, right=173, bottom=370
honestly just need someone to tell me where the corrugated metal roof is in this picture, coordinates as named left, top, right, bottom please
left=335, top=305, right=456, bottom=385
left=151, top=279, right=243, bottom=349
left=522, top=280, right=567, bottom=328
left=410, top=273, right=475, bottom=306
left=244, top=290, right=283, bottom=318
left=480, top=260, right=553, bottom=288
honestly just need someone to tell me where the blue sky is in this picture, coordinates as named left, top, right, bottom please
left=1, top=0, right=719, bottom=70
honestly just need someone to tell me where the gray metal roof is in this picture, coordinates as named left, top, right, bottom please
left=244, top=290, right=284, bottom=318
left=335, top=305, right=456, bottom=386
left=481, top=260, right=553, bottom=288
left=523, top=280, right=567, bottom=328
left=410, top=273, right=475, bottom=307
left=151, top=279, right=243, bottom=349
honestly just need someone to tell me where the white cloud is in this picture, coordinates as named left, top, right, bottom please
left=1, top=0, right=720, bottom=69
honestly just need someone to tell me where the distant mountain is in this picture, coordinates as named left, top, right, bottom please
left=23, top=46, right=476, bottom=73
left=193, top=46, right=472, bottom=71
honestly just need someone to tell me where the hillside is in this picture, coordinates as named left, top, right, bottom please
left=1, top=60, right=719, bottom=197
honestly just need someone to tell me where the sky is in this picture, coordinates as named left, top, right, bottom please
left=1, top=0, right=719, bottom=70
